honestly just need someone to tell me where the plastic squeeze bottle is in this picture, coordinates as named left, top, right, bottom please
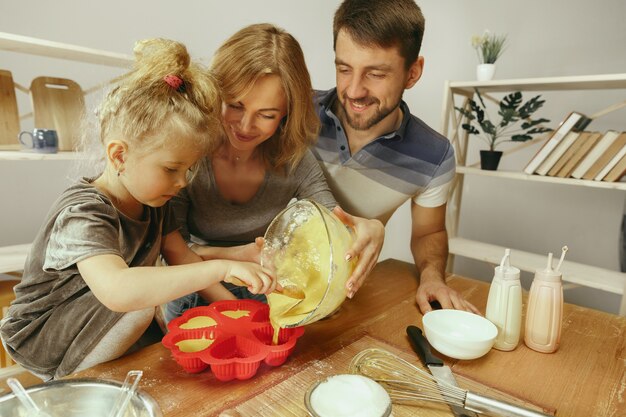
left=524, top=246, right=567, bottom=353
left=485, top=248, right=522, bottom=351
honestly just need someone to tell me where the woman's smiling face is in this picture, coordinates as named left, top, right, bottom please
left=221, top=74, right=288, bottom=152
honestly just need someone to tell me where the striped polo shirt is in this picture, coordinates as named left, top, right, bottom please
left=312, top=88, right=456, bottom=224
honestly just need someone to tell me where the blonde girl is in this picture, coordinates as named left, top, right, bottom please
left=0, top=38, right=276, bottom=381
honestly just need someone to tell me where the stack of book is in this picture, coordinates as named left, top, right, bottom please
left=524, top=111, right=626, bottom=182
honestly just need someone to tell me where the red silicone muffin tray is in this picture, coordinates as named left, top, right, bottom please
left=162, top=299, right=304, bottom=381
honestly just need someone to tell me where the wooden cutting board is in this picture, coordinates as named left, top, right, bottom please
left=219, top=335, right=549, bottom=417
left=0, top=69, right=20, bottom=148
left=30, top=76, right=85, bottom=151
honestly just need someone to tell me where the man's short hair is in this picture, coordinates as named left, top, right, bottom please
left=333, top=0, right=425, bottom=69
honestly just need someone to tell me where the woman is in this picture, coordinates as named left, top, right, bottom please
left=166, top=23, right=384, bottom=321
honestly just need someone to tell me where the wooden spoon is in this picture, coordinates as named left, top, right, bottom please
left=228, top=277, right=305, bottom=299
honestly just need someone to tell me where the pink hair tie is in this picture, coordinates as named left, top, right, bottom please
left=164, top=74, right=185, bottom=92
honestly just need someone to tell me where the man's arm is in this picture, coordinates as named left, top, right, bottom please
left=411, top=201, right=479, bottom=314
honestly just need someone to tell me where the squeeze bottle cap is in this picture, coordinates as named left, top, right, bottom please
left=535, top=250, right=564, bottom=282
left=495, top=248, right=520, bottom=280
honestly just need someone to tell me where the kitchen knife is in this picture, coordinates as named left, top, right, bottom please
left=407, top=325, right=479, bottom=417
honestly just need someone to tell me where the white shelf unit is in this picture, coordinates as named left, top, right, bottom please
left=0, top=33, right=132, bottom=274
left=0, top=151, right=85, bottom=161
left=0, top=31, right=132, bottom=147
left=442, top=74, right=626, bottom=316
left=0, top=32, right=132, bottom=67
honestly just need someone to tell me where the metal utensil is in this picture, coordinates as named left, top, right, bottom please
left=108, top=370, right=143, bottom=417
left=349, top=347, right=552, bottom=417
left=407, top=325, right=478, bottom=417
left=6, top=377, right=52, bottom=417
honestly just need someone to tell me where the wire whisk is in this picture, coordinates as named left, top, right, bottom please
left=349, top=348, right=552, bottom=417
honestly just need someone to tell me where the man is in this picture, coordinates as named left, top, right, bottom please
left=313, top=0, right=479, bottom=314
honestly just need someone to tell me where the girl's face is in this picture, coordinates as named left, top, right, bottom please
left=221, top=74, right=288, bottom=153
left=121, top=134, right=202, bottom=208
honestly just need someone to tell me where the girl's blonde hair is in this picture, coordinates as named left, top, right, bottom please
left=210, top=23, right=319, bottom=172
left=98, top=38, right=219, bottom=154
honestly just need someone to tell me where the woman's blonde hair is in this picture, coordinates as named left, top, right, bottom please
left=210, top=23, right=319, bottom=172
left=98, top=38, right=220, bottom=154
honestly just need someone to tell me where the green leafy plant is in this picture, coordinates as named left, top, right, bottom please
left=472, top=30, right=507, bottom=64
left=455, top=89, right=552, bottom=151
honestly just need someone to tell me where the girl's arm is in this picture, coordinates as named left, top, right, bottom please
left=77, top=241, right=276, bottom=312
left=160, top=230, right=237, bottom=302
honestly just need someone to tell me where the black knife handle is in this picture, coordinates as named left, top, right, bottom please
left=406, top=325, right=444, bottom=367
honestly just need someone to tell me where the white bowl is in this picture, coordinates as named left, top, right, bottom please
left=422, top=310, right=497, bottom=360
left=304, top=374, right=392, bottom=417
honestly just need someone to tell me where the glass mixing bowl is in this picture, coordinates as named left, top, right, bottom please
left=262, top=199, right=355, bottom=328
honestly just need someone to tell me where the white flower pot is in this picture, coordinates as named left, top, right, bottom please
left=476, top=63, right=496, bottom=81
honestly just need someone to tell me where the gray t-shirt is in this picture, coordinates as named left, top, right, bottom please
left=0, top=178, right=177, bottom=378
left=172, top=150, right=336, bottom=246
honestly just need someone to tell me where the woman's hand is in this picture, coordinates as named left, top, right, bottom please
left=234, top=237, right=264, bottom=263
left=222, top=261, right=277, bottom=295
left=191, top=237, right=264, bottom=263
left=333, top=206, right=385, bottom=298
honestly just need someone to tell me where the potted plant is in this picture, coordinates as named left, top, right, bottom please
left=472, top=30, right=507, bottom=81
left=455, top=89, right=551, bottom=170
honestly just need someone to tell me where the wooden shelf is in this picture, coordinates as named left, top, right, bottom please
left=457, top=166, right=626, bottom=190
left=0, top=151, right=84, bottom=161
left=449, top=73, right=626, bottom=94
left=0, top=32, right=132, bottom=68
left=449, top=238, right=626, bottom=296
left=0, top=244, right=30, bottom=274
left=444, top=74, right=626, bottom=316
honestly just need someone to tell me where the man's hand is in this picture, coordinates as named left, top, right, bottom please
left=416, top=278, right=480, bottom=315
left=333, top=206, right=385, bottom=298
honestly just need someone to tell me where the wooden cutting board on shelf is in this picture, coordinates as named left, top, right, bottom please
left=0, top=69, right=20, bottom=148
left=220, top=334, right=550, bottom=417
left=30, top=76, right=85, bottom=151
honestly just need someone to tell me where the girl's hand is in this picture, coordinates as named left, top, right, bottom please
left=332, top=206, right=385, bottom=298
left=223, top=261, right=277, bottom=295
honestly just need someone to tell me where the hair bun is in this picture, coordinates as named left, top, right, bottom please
left=133, top=38, right=191, bottom=73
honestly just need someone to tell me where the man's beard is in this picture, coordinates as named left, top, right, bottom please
left=339, top=93, right=401, bottom=131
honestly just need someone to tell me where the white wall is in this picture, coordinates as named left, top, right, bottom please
left=1, top=0, right=625, bottom=312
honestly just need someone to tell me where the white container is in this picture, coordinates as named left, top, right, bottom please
left=485, top=249, right=522, bottom=351
left=476, top=63, right=496, bottom=81
left=423, top=309, right=497, bottom=360
left=524, top=249, right=566, bottom=353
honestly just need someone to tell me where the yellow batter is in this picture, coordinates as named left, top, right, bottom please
left=221, top=309, right=250, bottom=319
left=179, top=316, right=217, bottom=329
left=175, top=336, right=215, bottom=353
left=267, top=209, right=355, bottom=344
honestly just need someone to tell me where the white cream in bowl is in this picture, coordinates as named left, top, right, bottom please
left=306, top=374, right=391, bottom=417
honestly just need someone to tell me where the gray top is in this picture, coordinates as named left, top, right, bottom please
left=172, top=150, right=336, bottom=246
left=0, top=178, right=177, bottom=378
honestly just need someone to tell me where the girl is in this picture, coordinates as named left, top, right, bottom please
left=0, top=38, right=276, bottom=380
left=166, top=24, right=384, bottom=321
